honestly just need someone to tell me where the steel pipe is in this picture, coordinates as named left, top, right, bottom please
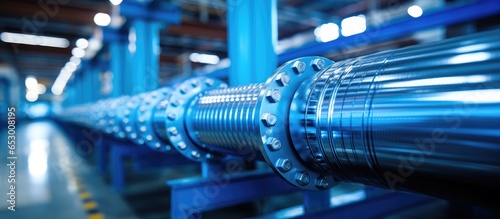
left=60, top=30, right=500, bottom=207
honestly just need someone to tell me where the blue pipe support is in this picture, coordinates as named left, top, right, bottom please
left=227, top=0, right=277, bottom=85
left=60, top=30, right=500, bottom=208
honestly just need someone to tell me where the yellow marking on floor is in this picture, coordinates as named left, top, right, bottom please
left=83, top=201, right=98, bottom=210
left=88, top=213, right=105, bottom=219
left=80, top=192, right=91, bottom=199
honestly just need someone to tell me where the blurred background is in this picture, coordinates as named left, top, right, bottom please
left=0, top=0, right=499, bottom=218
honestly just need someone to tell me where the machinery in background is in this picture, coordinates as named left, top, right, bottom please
left=60, top=30, right=500, bottom=209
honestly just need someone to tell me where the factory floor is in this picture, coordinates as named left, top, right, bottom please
left=0, top=120, right=138, bottom=219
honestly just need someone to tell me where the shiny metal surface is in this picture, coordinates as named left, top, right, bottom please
left=292, top=30, right=500, bottom=207
left=187, top=83, right=265, bottom=157
left=59, top=30, right=500, bottom=207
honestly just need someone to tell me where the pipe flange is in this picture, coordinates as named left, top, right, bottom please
left=165, top=77, right=227, bottom=161
left=135, top=87, right=174, bottom=152
left=257, top=56, right=338, bottom=190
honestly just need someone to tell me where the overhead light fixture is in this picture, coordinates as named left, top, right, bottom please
left=94, top=13, right=111, bottom=27
left=109, top=0, right=123, bottom=6
left=341, top=15, right=366, bottom=37
left=51, top=85, right=63, bottom=96
left=0, top=32, right=69, bottom=48
left=37, top=84, right=47, bottom=94
left=314, top=23, right=340, bottom=43
left=25, top=76, right=38, bottom=90
left=76, top=38, right=89, bottom=49
left=189, top=53, right=220, bottom=65
left=407, top=5, right=423, bottom=18
left=70, top=56, right=81, bottom=66
left=65, top=62, right=77, bottom=72
left=26, top=90, right=39, bottom=102
left=72, top=47, right=86, bottom=58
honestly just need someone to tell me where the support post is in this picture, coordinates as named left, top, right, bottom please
left=227, top=0, right=277, bottom=85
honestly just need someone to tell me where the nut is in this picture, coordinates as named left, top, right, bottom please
left=275, top=73, right=291, bottom=86
left=312, top=59, right=325, bottom=71
left=316, top=177, right=329, bottom=190
left=178, top=141, right=187, bottom=150
left=191, top=150, right=201, bottom=158
left=276, top=158, right=292, bottom=172
left=262, top=113, right=277, bottom=127
left=296, top=172, right=310, bottom=186
left=266, top=89, right=281, bottom=103
left=266, top=138, right=282, bottom=151
left=168, top=127, right=178, bottom=136
left=292, top=61, right=306, bottom=74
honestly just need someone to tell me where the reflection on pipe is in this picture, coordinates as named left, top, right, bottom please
left=59, top=29, right=500, bottom=208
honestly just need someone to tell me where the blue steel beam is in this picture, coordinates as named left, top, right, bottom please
left=119, top=1, right=180, bottom=25
left=129, top=19, right=162, bottom=94
left=227, top=0, right=278, bottom=85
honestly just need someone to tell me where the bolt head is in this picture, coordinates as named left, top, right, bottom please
left=155, top=142, right=161, bottom=148
left=138, top=139, right=144, bottom=145
left=180, top=86, right=189, bottom=94
left=130, top=133, right=137, bottom=139
left=146, top=135, right=153, bottom=141
left=292, top=61, right=306, bottom=74
left=191, top=80, right=199, bottom=87
left=266, top=89, right=281, bottom=103
left=205, top=78, right=214, bottom=86
left=171, top=99, right=179, bottom=107
left=312, top=59, right=325, bottom=71
left=178, top=142, right=187, bottom=150
left=138, top=117, right=145, bottom=123
left=140, top=126, right=147, bottom=132
left=275, top=73, right=291, bottom=86
left=296, top=172, right=310, bottom=186
left=266, top=138, right=282, bottom=151
left=168, top=113, right=176, bottom=120
left=276, top=158, right=292, bottom=172
left=191, top=150, right=201, bottom=158
left=262, top=113, right=278, bottom=127
left=316, top=177, right=329, bottom=190
left=125, top=126, right=132, bottom=132
left=168, top=127, right=179, bottom=136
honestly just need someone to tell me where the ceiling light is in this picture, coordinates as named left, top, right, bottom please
left=109, top=0, right=123, bottom=6
left=94, top=13, right=111, bottom=27
left=341, top=15, right=366, bottom=37
left=70, top=56, right=81, bottom=66
left=314, top=23, right=339, bottom=43
left=0, top=32, right=69, bottom=48
left=26, top=90, right=39, bottom=102
left=37, top=84, right=46, bottom=94
left=72, top=47, right=86, bottom=58
left=25, top=76, right=38, bottom=90
left=76, top=38, right=89, bottom=49
left=408, top=5, right=423, bottom=18
left=189, top=53, right=220, bottom=65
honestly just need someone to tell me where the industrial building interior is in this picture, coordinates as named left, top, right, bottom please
left=1, top=0, right=500, bottom=218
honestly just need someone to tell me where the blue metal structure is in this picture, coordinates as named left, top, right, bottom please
left=227, top=0, right=277, bottom=85
left=55, top=1, right=500, bottom=218
left=60, top=29, right=500, bottom=216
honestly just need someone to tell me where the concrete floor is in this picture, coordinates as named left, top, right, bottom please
left=0, top=120, right=136, bottom=219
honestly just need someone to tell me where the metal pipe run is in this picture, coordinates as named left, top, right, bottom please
left=60, top=30, right=500, bottom=207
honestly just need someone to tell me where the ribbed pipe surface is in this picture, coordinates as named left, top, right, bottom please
left=295, top=30, right=500, bottom=207
left=187, top=83, right=265, bottom=158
